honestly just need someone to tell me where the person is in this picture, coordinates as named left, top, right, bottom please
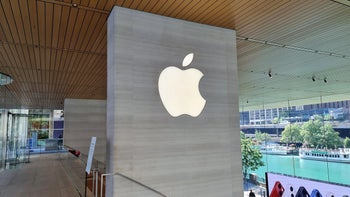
left=249, top=189, right=256, bottom=197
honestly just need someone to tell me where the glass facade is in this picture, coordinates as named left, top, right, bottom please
left=240, top=99, right=350, bottom=194
left=0, top=108, right=64, bottom=171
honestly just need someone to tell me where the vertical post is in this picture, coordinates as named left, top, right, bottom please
left=92, top=169, right=95, bottom=195
left=95, top=170, right=99, bottom=197
left=85, top=172, right=87, bottom=197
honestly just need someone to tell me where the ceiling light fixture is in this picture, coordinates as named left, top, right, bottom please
left=268, top=69, right=272, bottom=78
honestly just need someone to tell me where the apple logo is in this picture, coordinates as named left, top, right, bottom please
left=158, top=53, right=206, bottom=117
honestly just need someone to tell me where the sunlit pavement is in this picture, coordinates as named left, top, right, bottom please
left=244, top=181, right=267, bottom=197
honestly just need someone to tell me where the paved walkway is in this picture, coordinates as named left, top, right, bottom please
left=244, top=181, right=267, bottom=197
left=0, top=153, right=81, bottom=197
left=0, top=153, right=266, bottom=197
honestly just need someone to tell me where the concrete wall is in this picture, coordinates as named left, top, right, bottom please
left=63, top=98, right=106, bottom=163
left=107, top=6, right=242, bottom=196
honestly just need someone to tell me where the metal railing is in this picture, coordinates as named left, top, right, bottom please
left=99, top=172, right=167, bottom=197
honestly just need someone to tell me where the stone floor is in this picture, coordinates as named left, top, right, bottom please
left=0, top=153, right=83, bottom=197
left=0, top=153, right=267, bottom=197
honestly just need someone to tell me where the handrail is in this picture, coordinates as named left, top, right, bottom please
left=100, top=172, right=167, bottom=197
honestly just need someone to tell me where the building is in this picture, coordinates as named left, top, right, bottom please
left=1, top=0, right=350, bottom=196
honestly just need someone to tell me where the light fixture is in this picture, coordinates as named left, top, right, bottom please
left=312, top=75, right=316, bottom=82
left=0, top=72, right=13, bottom=85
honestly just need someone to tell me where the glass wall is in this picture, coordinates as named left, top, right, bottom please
left=240, top=97, right=350, bottom=195
left=0, top=107, right=64, bottom=170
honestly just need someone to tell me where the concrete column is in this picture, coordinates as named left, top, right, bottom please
left=107, top=6, right=242, bottom=196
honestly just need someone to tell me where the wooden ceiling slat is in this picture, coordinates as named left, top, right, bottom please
left=204, top=1, right=235, bottom=28
left=96, top=0, right=108, bottom=10
left=7, top=44, right=21, bottom=68
left=18, top=2, right=38, bottom=70
left=85, top=16, right=107, bottom=52
left=55, top=51, right=66, bottom=96
left=238, top=2, right=311, bottom=37
left=0, top=46, right=13, bottom=76
left=273, top=6, right=345, bottom=45
left=69, top=9, right=86, bottom=50
left=73, top=55, right=104, bottom=94
left=9, top=1, right=26, bottom=45
left=129, top=0, right=143, bottom=9
left=51, top=4, right=62, bottom=49
left=153, top=0, right=178, bottom=16
left=149, top=0, right=168, bottom=13
left=142, top=0, right=161, bottom=12
left=57, top=6, right=70, bottom=49
left=33, top=46, right=41, bottom=71
left=18, top=1, right=33, bottom=46
left=233, top=0, right=269, bottom=22
left=95, top=32, right=107, bottom=53
left=24, top=45, right=35, bottom=67
left=0, top=1, right=17, bottom=43
left=173, top=0, right=207, bottom=20
left=61, top=53, right=82, bottom=95
left=88, top=21, right=107, bottom=54
left=27, top=0, right=39, bottom=46
left=75, top=10, right=95, bottom=50
left=45, top=2, right=53, bottom=50
left=78, top=12, right=102, bottom=51
left=62, top=8, right=77, bottom=49
left=197, top=1, right=233, bottom=26
left=134, top=0, right=151, bottom=11
left=80, top=0, right=91, bottom=7
left=88, top=0, right=99, bottom=8
left=162, top=0, right=187, bottom=17
left=181, top=0, right=223, bottom=23
left=71, top=0, right=80, bottom=5
left=122, top=0, right=135, bottom=8
left=103, top=0, right=117, bottom=11
left=36, top=1, right=45, bottom=90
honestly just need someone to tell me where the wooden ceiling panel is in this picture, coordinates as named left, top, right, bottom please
left=172, top=0, right=207, bottom=20
left=0, top=0, right=350, bottom=110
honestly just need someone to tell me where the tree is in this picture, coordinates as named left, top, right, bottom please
left=300, top=120, right=342, bottom=149
left=240, top=131, right=264, bottom=181
left=320, top=124, right=342, bottom=149
left=343, top=137, right=350, bottom=148
left=300, top=119, right=323, bottom=147
left=281, top=123, right=303, bottom=143
left=254, top=130, right=271, bottom=144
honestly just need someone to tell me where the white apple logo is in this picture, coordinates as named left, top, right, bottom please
left=158, top=53, right=206, bottom=117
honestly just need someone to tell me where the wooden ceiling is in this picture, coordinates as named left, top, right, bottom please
left=0, top=0, right=350, bottom=110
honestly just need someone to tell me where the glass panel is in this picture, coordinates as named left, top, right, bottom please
left=240, top=96, right=350, bottom=195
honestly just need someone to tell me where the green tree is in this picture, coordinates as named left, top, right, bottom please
left=300, top=119, right=323, bottom=147
left=280, top=123, right=303, bottom=143
left=320, top=124, right=342, bottom=149
left=344, top=137, right=350, bottom=148
left=254, top=130, right=271, bottom=144
left=301, top=120, right=342, bottom=148
left=240, top=132, right=264, bottom=181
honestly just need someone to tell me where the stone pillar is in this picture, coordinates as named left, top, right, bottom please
left=107, top=6, right=242, bottom=196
